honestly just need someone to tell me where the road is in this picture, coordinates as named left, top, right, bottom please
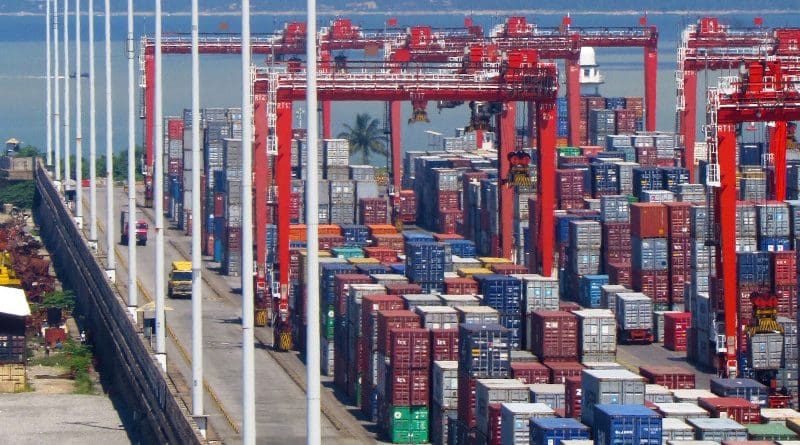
left=85, top=183, right=373, bottom=445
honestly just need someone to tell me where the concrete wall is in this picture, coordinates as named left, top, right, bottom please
left=32, top=161, right=204, bottom=444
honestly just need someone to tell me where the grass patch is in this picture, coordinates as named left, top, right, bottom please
left=29, top=339, right=96, bottom=394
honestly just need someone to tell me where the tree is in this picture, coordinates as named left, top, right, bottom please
left=0, top=181, right=35, bottom=209
left=337, top=113, right=387, bottom=165
left=15, top=145, right=42, bottom=158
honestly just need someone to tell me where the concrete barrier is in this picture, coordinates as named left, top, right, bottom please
left=32, top=161, right=204, bottom=444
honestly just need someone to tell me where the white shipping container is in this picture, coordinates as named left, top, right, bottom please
left=414, top=306, right=459, bottom=330
left=528, top=384, right=566, bottom=410
left=432, top=361, right=459, bottom=410
left=513, top=274, right=560, bottom=312
left=371, top=274, right=409, bottom=286
left=615, top=292, right=653, bottom=330
left=439, top=294, right=480, bottom=307
left=671, top=389, right=716, bottom=403
left=654, top=402, right=709, bottom=420
left=645, top=384, right=674, bottom=403
left=402, top=294, right=443, bottom=310
left=581, top=369, right=646, bottom=427
left=760, top=408, right=800, bottom=423
left=456, top=306, right=500, bottom=324
left=686, top=418, right=748, bottom=442
left=662, top=417, right=696, bottom=442
left=574, top=309, right=617, bottom=356
left=601, top=284, right=629, bottom=312
left=321, top=337, right=335, bottom=376
left=499, top=402, right=556, bottom=445
left=475, top=379, right=530, bottom=437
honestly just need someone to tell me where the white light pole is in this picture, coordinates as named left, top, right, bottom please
left=241, top=1, right=255, bottom=443
left=305, top=0, right=321, bottom=442
left=46, top=0, right=53, bottom=169
left=54, top=0, right=61, bottom=182
left=190, top=0, right=205, bottom=436
left=89, top=0, right=97, bottom=249
left=104, top=0, right=115, bottom=282
left=126, top=0, right=137, bottom=311
left=154, top=0, right=167, bottom=371
left=64, top=0, right=71, bottom=191
left=74, top=0, right=83, bottom=228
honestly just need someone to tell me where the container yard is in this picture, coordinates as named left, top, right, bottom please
left=24, top=4, right=800, bottom=444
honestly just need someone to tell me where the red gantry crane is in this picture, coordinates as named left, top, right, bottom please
left=677, top=16, right=800, bottom=189
left=704, top=60, right=800, bottom=376
left=252, top=58, right=559, bottom=347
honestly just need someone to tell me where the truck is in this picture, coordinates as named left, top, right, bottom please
left=120, top=208, right=148, bottom=246
left=168, top=261, right=193, bottom=298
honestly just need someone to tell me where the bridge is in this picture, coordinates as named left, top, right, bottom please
left=31, top=160, right=374, bottom=444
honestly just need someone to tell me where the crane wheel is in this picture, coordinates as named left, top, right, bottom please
left=255, top=309, right=268, bottom=327
left=277, top=331, right=293, bottom=351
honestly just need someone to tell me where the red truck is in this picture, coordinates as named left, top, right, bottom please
left=120, top=209, right=148, bottom=246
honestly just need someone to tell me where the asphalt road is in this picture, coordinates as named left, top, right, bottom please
left=85, top=184, right=371, bottom=444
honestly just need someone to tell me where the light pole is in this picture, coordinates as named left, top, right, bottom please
left=126, top=0, right=137, bottom=312
left=46, top=0, right=53, bottom=169
left=104, top=0, right=115, bottom=282
left=54, top=0, right=61, bottom=182
left=64, top=0, right=71, bottom=193
left=74, top=0, right=83, bottom=228
left=154, top=0, right=167, bottom=371
left=89, top=0, right=97, bottom=250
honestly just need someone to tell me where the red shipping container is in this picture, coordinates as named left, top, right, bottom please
left=559, top=198, right=585, bottom=210
left=487, top=403, right=502, bottom=445
left=390, top=328, right=430, bottom=369
left=437, top=190, right=460, bottom=211
left=669, top=237, right=693, bottom=271
left=630, top=203, right=668, bottom=238
left=319, top=235, right=345, bottom=251
left=697, top=397, right=762, bottom=424
left=556, top=169, right=585, bottom=201
left=636, top=146, right=658, bottom=166
left=347, top=336, right=368, bottom=401
left=384, top=283, right=423, bottom=295
left=362, top=294, right=404, bottom=346
left=371, top=234, right=405, bottom=252
left=359, top=198, right=388, bottom=225
left=214, top=193, right=225, bottom=217
left=490, top=263, right=528, bottom=275
left=363, top=247, right=399, bottom=263
left=444, top=277, right=479, bottom=295
left=664, top=202, right=692, bottom=239
left=167, top=118, right=184, bottom=140
left=639, top=365, right=695, bottom=389
left=664, top=312, right=691, bottom=352
left=430, top=329, right=459, bottom=361
left=434, top=233, right=464, bottom=241
left=774, top=284, right=798, bottom=320
left=772, top=251, right=798, bottom=285
left=606, top=262, right=632, bottom=287
left=559, top=302, right=581, bottom=313
left=565, top=376, right=582, bottom=418
left=632, top=269, right=670, bottom=305
left=544, top=361, right=584, bottom=384
left=289, top=192, right=301, bottom=222
left=528, top=311, right=579, bottom=361
left=377, top=310, right=421, bottom=355
left=457, top=372, right=479, bottom=429
left=669, top=272, right=687, bottom=305
left=333, top=274, right=373, bottom=317
left=437, top=209, right=461, bottom=234
left=603, top=222, right=632, bottom=264
left=510, top=361, right=550, bottom=384
left=398, top=190, right=417, bottom=224
left=387, top=367, right=429, bottom=406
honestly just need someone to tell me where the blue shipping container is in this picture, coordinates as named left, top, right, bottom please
left=736, top=252, right=771, bottom=286
left=709, top=378, right=769, bottom=406
left=591, top=162, right=620, bottom=195
left=579, top=274, right=609, bottom=308
left=445, top=239, right=478, bottom=258
left=660, top=167, right=690, bottom=193
left=474, top=274, right=522, bottom=314
left=403, top=232, right=435, bottom=243
left=633, top=167, right=663, bottom=199
left=631, top=237, right=669, bottom=271
left=758, top=236, right=791, bottom=252
left=356, top=263, right=391, bottom=275
left=214, top=238, right=223, bottom=262
left=593, top=404, right=662, bottom=445
left=529, top=417, right=590, bottom=445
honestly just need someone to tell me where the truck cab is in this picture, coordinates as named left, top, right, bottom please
left=121, top=208, right=148, bottom=246
left=168, top=261, right=193, bottom=298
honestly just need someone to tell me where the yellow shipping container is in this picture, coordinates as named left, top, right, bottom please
left=457, top=267, right=493, bottom=278
left=478, top=257, right=513, bottom=267
left=348, top=257, right=381, bottom=265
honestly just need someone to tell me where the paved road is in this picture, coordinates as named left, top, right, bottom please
left=85, top=184, right=372, bottom=444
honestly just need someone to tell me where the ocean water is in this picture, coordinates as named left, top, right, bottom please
left=2, top=10, right=799, bottom=159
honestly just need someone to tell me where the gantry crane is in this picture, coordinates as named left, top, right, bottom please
left=676, top=16, right=800, bottom=188
left=704, top=60, right=800, bottom=376
left=252, top=58, right=558, bottom=347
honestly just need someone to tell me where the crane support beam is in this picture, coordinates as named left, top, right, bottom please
left=254, top=93, right=269, bottom=279
left=536, top=101, right=557, bottom=277
left=772, top=121, right=788, bottom=200
left=276, top=100, right=293, bottom=313
left=498, top=102, right=515, bottom=259
left=645, top=44, right=658, bottom=131
left=714, top=123, right=738, bottom=376
left=566, top=59, right=581, bottom=146
left=322, top=101, right=331, bottom=139
left=681, top=70, right=698, bottom=181
left=390, top=101, right=402, bottom=195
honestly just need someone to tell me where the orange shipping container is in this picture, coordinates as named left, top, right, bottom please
left=289, top=224, right=307, bottom=241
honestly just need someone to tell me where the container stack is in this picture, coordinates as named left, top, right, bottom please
left=405, top=242, right=446, bottom=293
left=615, top=292, right=654, bottom=343
left=431, top=361, right=458, bottom=445
left=474, top=379, right=531, bottom=443
left=665, top=202, right=692, bottom=307
left=592, top=404, right=662, bottom=445
left=630, top=203, right=669, bottom=310
left=474, top=274, right=523, bottom=350
left=565, top=220, right=602, bottom=300
left=360, top=294, right=405, bottom=414
left=222, top=138, right=243, bottom=276
left=379, top=327, right=431, bottom=444
left=527, top=310, right=579, bottom=362
left=456, top=324, right=512, bottom=443
left=600, top=195, right=632, bottom=287
left=580, top=369, right=647, bottom=427
left=323, top=138, right=350, bottom=180
left=573, top=309, right=617, bottom=363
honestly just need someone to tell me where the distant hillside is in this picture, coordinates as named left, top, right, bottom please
left=6, top=0, right=800, bottom=14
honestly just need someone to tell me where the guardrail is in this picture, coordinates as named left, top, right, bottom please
left=32, top=160, right=204, bottom=445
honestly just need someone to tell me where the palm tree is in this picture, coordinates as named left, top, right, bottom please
left=338, top=113, right=387, bottom=165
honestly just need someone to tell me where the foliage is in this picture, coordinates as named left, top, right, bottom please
left=40, top=290, right=76, bottom=312
left=15, top=145, right=41, bottom=158
left=338, top=113, right=388, bottom=165
left=65, top=145, right=145, bottom=183
left=30, top=339, right=95, bottom=394
left=0, top=180, right=35, bottom=209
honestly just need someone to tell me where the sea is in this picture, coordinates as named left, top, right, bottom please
left=2, top=10, right=800, bottom=160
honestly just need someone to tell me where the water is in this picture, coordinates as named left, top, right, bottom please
left=2, top=11, right=799, bottom=159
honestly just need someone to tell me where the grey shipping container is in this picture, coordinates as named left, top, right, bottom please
left=581, top=368, right=646, bottom=426
left=615, top=292, right=654, bottom=330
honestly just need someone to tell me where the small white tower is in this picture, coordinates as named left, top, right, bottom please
left=579, top=47, right=604, bottom=96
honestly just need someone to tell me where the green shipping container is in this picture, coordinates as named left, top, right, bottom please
left=332, top=246, right=365, bottom=259
left=386, top=406, right=429, bottom=444
left=627, top=195, right=639, bottom=203
left=558, top=147, right=582, bottom=157
left=747, top=423, right=798, bottom=441
left=320, top=304, right=335, bottom=339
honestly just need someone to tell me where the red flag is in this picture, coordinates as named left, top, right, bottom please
left=387, top=18, right=398, bottom=27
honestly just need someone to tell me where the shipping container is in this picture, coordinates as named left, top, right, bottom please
left=528, top=310, right=579, bottom=361
left=474, top=379, right=530, bottom=437
left=687, top=417, right=749, bottom=442
left=709, top=378, right=769, bottom=407
left=593, top=404, right=662, bottom=445
left=697, top=397, right=761, bottom=424
left=653, top=402, right=709, bottom=420
left=581, top=369, right=647, bottom=426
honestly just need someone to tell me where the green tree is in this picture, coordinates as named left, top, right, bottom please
left=337, top=113, right=387, bottom=165
left=15, top=145, right=42, bottom=158
left=0, top=181, right=35, bottom=209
